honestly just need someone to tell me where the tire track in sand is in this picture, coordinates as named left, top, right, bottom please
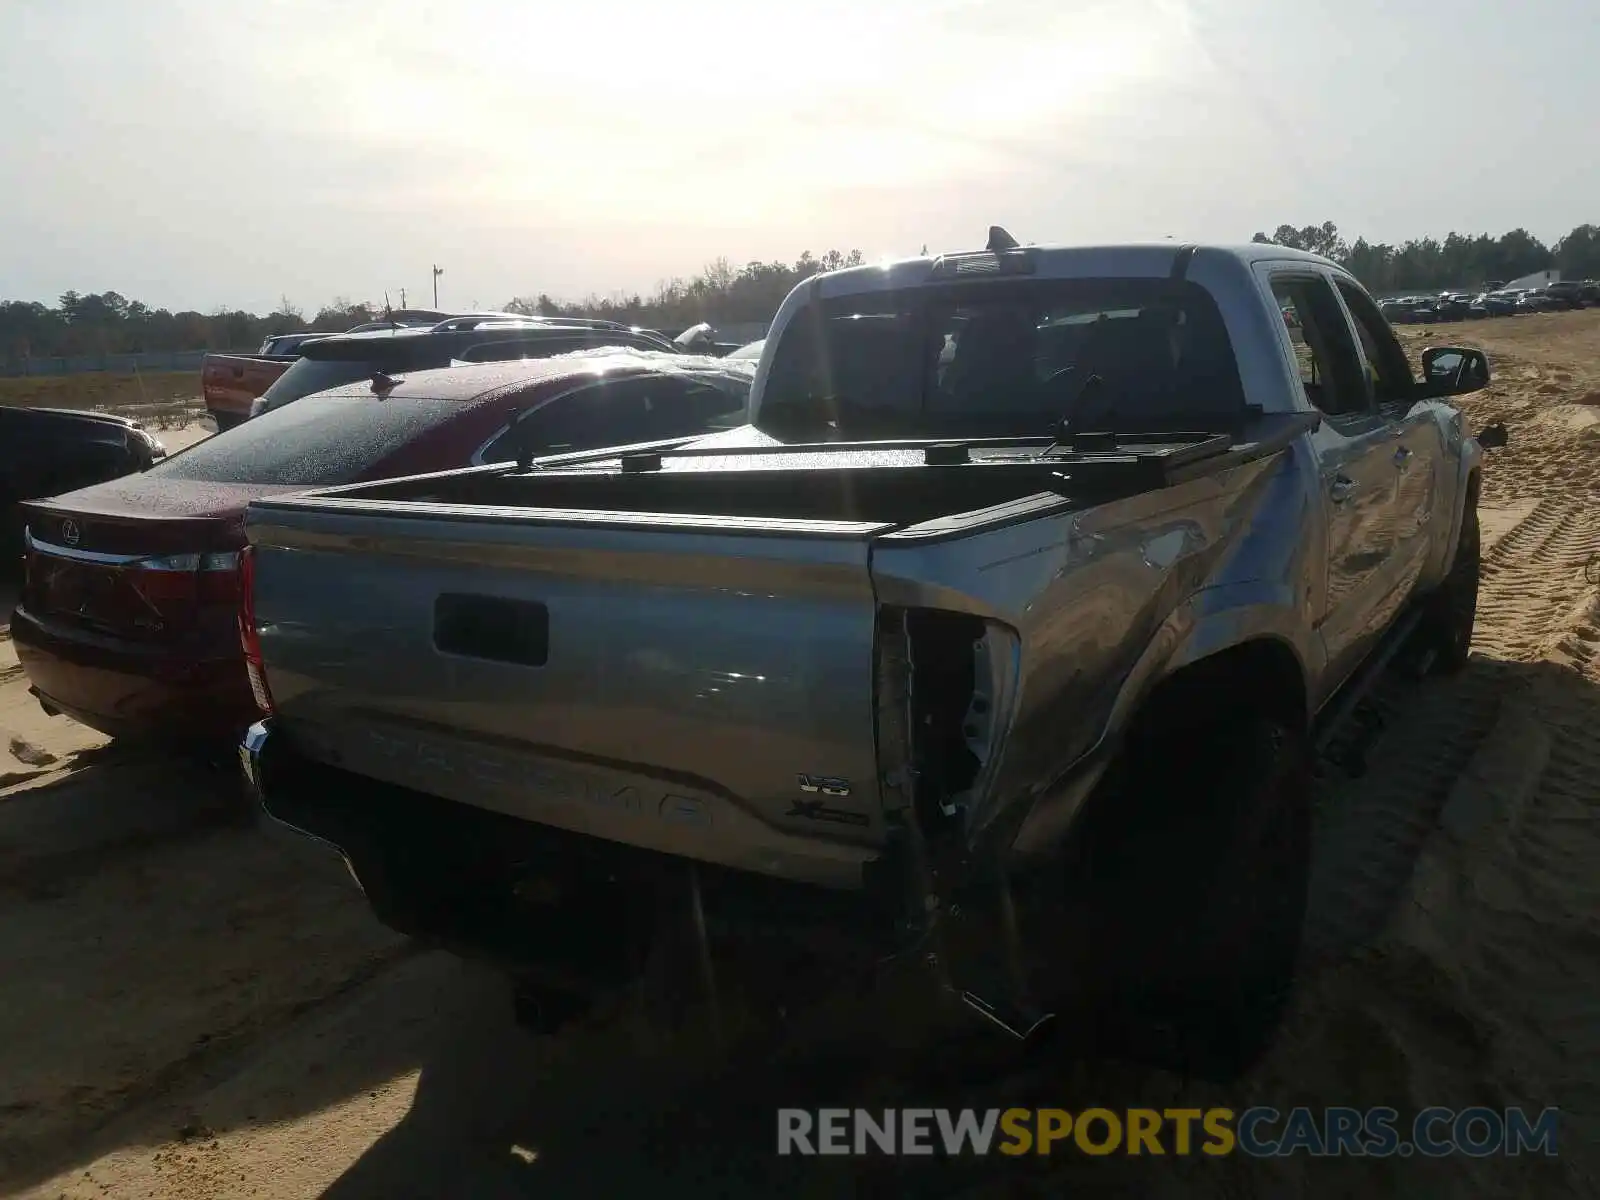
left=1306, top=497, right=1600, bottom=960
left=1474, top=498, right=1600, bottom=667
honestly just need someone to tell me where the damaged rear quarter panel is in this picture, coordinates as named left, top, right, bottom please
left=869, top=449, right=1307, bottom=844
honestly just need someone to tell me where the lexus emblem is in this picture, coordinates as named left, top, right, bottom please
left=60, top=519, right=81, bottom=547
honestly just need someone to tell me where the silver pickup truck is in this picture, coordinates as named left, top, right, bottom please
left=238, top=232, right=1506, bottom=1078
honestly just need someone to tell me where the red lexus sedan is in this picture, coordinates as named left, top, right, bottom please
left=10, top=351, right=751, bottom=742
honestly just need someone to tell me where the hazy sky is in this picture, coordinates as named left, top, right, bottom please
left=3, top=0, right=1595, bottom=314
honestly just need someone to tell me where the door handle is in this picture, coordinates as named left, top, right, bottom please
left=1329, top=475, right=1357, bottom=503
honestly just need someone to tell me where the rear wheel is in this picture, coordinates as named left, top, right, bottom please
left=1063, top=708, right=1312, bottom=1081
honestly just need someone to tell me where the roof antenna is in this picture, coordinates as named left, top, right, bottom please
left=987, top=225, right=1020, bottom=252
left=383, top=291, right=399, bottom=330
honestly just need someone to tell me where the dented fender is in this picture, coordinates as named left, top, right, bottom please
left=1005, top=581, right=1318, bottom=858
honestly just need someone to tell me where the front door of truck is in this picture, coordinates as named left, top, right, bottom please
left=1267, top=272, right=1408, bottom=698
left=1335, top=279, right=1444, bottom=599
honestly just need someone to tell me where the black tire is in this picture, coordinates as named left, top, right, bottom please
left=1420, top=489, right=1480, bottom=675
left=1066, top=710, right=1313, bottom=1081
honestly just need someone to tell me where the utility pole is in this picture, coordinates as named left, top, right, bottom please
left=433, top=264, right=443, bottom=308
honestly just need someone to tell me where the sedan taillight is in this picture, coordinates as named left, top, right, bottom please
left=127, top=550, right=241, bottom=601
left=237, top=545, right=274, bottom=715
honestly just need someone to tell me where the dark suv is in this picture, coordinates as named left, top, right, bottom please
left=248, top=317, right=681, bottom=419
left=1543, top=281, right=1586, bottom=310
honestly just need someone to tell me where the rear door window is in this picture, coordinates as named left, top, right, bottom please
left=147, top=391, right=463, bottom=486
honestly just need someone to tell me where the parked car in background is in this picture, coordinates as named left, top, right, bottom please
left=1382, top=297, right=1440, bottom=324
left=1, top=407, right=167, bottom=579
left=1434, top=294, right=1472, bottom=321
left=9, top=351, right=752, bottom=741
left=344, top=311, right=527, bottom=334
left=1517, top=290, right=1558, bottom=313
left=201, top=350, right=300, bottom=432
left=668, top=323, right=746, bottom=357
left=1543, top=281, right=1586, bottom=309
left=1481, top=291, right=1519, bottom=316
left=257, top=332, right=330, bottom=356
left=204, top=312, right=636, bottom=431
left=247, top=317, right=683, bottom=420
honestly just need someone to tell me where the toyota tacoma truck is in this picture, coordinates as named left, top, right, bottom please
left=237, top=233, right=1506, bottom=1078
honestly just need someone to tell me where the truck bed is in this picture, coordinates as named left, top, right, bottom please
left=245, top=418, right=1315, bottom=889
left=271, top=425, right=1300, bottom=527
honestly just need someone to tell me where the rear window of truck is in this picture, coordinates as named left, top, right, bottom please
left=146, top=392, right=462, bottom=486
left=757, top=277, right=1245, bottom=437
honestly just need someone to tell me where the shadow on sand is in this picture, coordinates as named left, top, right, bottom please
left=2, top=657, right=1590, bottom=1199
left=311, top=655, right=1593, bottom=1199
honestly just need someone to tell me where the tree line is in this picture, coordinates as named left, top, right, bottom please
left=0, top=251, right=868, bottom=363
left=1251, top=221, right=1600, bottom=295
left=5, top=224, right=1599, bottom=361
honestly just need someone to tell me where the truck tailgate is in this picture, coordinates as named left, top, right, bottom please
left=245, top=500, right=895, bottom=887
left=202, top=354, right=290, bottom=418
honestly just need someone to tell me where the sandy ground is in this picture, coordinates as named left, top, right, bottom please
left=3, top=322, right=1599, bottom=1199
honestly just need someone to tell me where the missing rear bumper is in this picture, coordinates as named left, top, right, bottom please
left=246, top=724, right=905, bottom=1011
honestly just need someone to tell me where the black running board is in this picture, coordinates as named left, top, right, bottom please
left=1312, top=606, right=1425, bottom=756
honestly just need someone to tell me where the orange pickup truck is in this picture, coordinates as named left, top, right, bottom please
left=201, top=352, right=296, bottom=430
left=201, top=332, right=338, bottom=430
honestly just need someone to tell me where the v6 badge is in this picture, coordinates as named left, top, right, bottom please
left=796, top=774, right=851, bottom=797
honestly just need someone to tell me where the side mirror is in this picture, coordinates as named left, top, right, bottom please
left=1422, top=346, right=1491, bottom=396
left=1476, top=420, right=1509, bottom=450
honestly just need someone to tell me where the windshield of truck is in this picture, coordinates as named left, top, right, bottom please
left=146, top=391, right=461, bottom=486
left=756, top=278, right=1245, bottom=438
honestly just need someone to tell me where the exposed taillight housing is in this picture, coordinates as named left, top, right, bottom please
left=123, top=550, right=241, bottom=635
left=128, top=550, right=242, bottom=604
left=237, top=545, right=274, bottom=715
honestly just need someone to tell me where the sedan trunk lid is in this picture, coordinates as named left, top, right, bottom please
left=21, top=478, right=303, bottom=642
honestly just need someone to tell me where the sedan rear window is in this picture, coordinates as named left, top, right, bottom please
left=257, top=355, right=391, bottom=409
left=147, top=391, right=461, bottom=486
